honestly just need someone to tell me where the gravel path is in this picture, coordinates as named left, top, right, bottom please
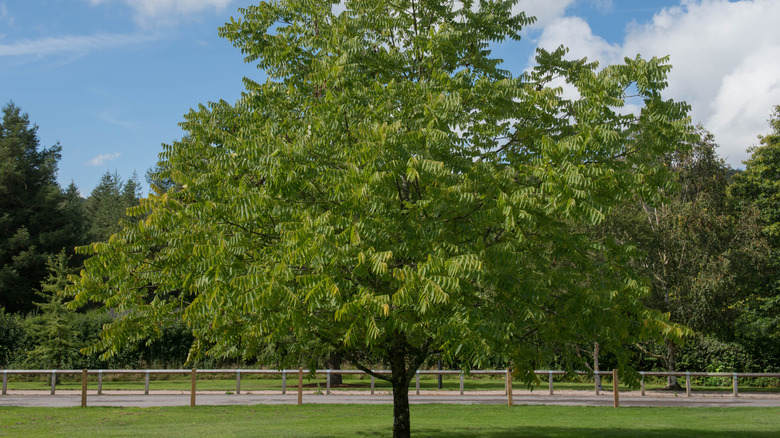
left=2, top=389, right=780, bottom=408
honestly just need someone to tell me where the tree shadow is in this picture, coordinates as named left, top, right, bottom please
left=350, top=427, right=780, bottom=437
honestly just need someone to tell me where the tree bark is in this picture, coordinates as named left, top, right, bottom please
left=594, top=342, right=601, bottom=391
left=325, top=351, right=343, bottom=386
left=390, top=357, right=412, bottom=438
left=665, top=339, right=681, bottom=389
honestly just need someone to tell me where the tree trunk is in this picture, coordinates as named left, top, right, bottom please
left=390, top=361, right=411, bottom=438
left=593, top=342, right=601, bottom=391
left=665, top=339, right=681, bottom=389
left=382, top=332, right=429, bottom=438
left=325, top=352, right=343, bottom=386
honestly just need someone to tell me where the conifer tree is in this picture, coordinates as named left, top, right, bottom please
left=0, top=103, right=84, bottom=313
left=24, top=251, right=80, bottom=369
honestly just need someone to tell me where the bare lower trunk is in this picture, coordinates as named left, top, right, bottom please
left=387, top=334, right=426, bottom=438
left=391, top=373, right=411, bottom=438
left=594, top=342, right=601, bottom=390
left=325, top=352, right=343, bottom=386
left=346, top=332, right=428, bottom=438
left=665, top=340, right=681, bottom=389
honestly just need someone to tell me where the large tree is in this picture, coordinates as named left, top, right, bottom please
left=603, top=128, right=771, bottom=386
left=729, top=105, right=780, bottom=366
left=731, top=105, right=780, bottom=245
left=0, top=103, right=84, bottom=313
left=69, top=1, right=690, bottom=436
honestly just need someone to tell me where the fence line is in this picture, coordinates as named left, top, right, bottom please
left=2, top=368, right=779, bottom=406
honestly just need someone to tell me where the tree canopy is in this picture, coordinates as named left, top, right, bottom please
left=732, top=105, right=780, bottom=244
left=68, top=1, right=691, bottom=436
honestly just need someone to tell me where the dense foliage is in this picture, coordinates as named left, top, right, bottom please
left=84, top=171, right=142, bottom=243
left=1, top=3, right=780, bottom=437
left=0, top=104, right=168, bottom=368
left=0, top=103, right=84, bottom=313
left=602, top=127, right=774, bottom=386
left=66, top=1, right=693, bottom=435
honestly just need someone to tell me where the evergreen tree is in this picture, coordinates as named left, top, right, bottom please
left=0, top=102, right=84, bottom=313
left=84, top=171, right=141, bottom=242
left=23, top=251, right=81, bottom=369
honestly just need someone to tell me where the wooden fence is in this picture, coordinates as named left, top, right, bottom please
left=2, top=368, right=779, bottom=408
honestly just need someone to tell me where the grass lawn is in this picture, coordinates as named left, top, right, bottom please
left=1, top=404, right=779, bottom=437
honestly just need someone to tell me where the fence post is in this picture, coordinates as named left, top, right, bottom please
left=459, top=372, right=464, bottom=395
left=548, top=370, right=554, bottom=395
left=686, top=372, right=691, bottom=397
left=51, top=370, right=56, bottom=395
left=144, top=370, right=150, bottom=395
left=190, top=369, right=196, bottom=407
left=612, top=369, right=619, bottom=408
left=733, top=373, right=739, bottom=398
left=97, top=370, right=103, bottom=395
left=326, top=370, right=331, bottom=395
left=506, top=368, right=513, bottom=407
left=81, top=369, right=88, bottom=408
left=640, top=371, right=645, bottom=396
left=2, top=370, right=7, bottom=395
left=370, top=373, right=375, bottom=395
left=297, top=367, right=303, bottom=406
left=595, top=371, right=600, bottom=396
left=415, top=371, right=420, bottom=395
left=282, top=370, right=287, bottom=395
left=236, top=370, right=241, bottom=395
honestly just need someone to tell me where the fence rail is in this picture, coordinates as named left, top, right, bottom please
left=3, top=368, right=779, bottom=407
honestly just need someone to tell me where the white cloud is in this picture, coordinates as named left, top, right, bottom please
left=621, top=0, right=780, bottom=165
left=87, top=152, right=122, bottom=166
left=0, top=33, right=156, bottom=57
left=513, top=0, right=577, bottom=29
left=534, top=16, right=619, bottom=64
left=452, top=0, right=575, bottom=28
left=89, top=0, right=236, bottom=24
left=0, top=2, right=13, bottom=27
left=706, top=47, right=780, bottom=163
left=529, top=0, right=780, bottom=167
left=96, top=111, right=142, bottom=129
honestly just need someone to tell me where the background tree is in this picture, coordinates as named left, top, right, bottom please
left=603, top=128, right=771, bottom=387
left=731, top=106, right=780, bottom=245
left=0, top=102, right=85, bottom=313
left=84, top=171, right=141, bottom=242
left=69, top=1, right=690, bottom=436
left=22, top=251, right=82, bottom=369
left=0, top=307, right=28, bottom=366
left=729, top=105, right=780, bottom=370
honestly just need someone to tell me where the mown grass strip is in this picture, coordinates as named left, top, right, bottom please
left=1, top=405, right=779, bottom=437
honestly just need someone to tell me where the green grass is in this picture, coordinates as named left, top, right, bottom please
left=1, top=405, right=779, bottom=437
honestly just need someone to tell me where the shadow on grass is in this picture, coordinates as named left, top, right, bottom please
left=350, top=428, right=780, bottom=437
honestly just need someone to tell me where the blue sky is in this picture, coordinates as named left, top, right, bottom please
left=2, top=0, right=779, bottom=194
